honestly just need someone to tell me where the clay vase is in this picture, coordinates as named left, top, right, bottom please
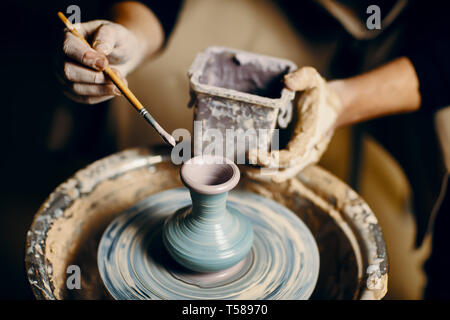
left=162, top=155, right=254, bottom=272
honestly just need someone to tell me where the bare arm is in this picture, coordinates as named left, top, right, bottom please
left=108, top=1, right=165, bottom=61
left=329, top=57, right=422, bottom=127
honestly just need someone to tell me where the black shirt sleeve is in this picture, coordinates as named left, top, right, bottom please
left=404, top=3, right=450, bottom=112
left=137, top=0, right=183, bottom=41
left=102, top=0, right=183, bottom=42
left=408, top=37, right=450, bottom=112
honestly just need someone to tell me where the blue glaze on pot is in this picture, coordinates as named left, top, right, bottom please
left=97, top=188, right=320, bottom=300
left=162, top=156, right=254, bottom=272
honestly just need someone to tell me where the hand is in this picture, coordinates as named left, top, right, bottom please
left=247, top=67, right=342, bottom=182
left=58, top=20, right=145, bottom=104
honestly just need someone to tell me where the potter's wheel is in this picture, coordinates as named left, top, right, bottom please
left=98, top=188, right=319, bottom=300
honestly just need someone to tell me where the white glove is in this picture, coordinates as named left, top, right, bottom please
left=59, top=20, right=145, bottom=104
left=246, top=67, right=342, bottom=182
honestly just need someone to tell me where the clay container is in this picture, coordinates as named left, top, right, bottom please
left=162, top=155, right=254, bottom=272
left=188, top=46, right=297, bottom=162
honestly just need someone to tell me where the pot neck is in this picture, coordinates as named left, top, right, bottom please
left=190, top=190, right=228, bottom=220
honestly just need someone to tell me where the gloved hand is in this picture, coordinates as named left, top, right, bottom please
left=58, top=20, right=145, bottom=104
left=247, top=67, right=342, bottom=182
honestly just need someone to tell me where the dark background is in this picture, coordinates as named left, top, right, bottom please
left=0, top=0, right=118, bottom=299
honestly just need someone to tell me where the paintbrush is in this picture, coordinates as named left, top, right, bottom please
left=57, top=12, right=176, bottom=147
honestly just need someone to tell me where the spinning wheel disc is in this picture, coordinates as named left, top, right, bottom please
left=98, top=188, right=319, bottom=299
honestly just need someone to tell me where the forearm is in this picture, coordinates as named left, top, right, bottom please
left=108, top=1, right=165, bottom=61
left=330, top=57, right=421, bottom=127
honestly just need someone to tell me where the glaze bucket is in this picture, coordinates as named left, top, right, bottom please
left=188, top=46, right=297, bottom=162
